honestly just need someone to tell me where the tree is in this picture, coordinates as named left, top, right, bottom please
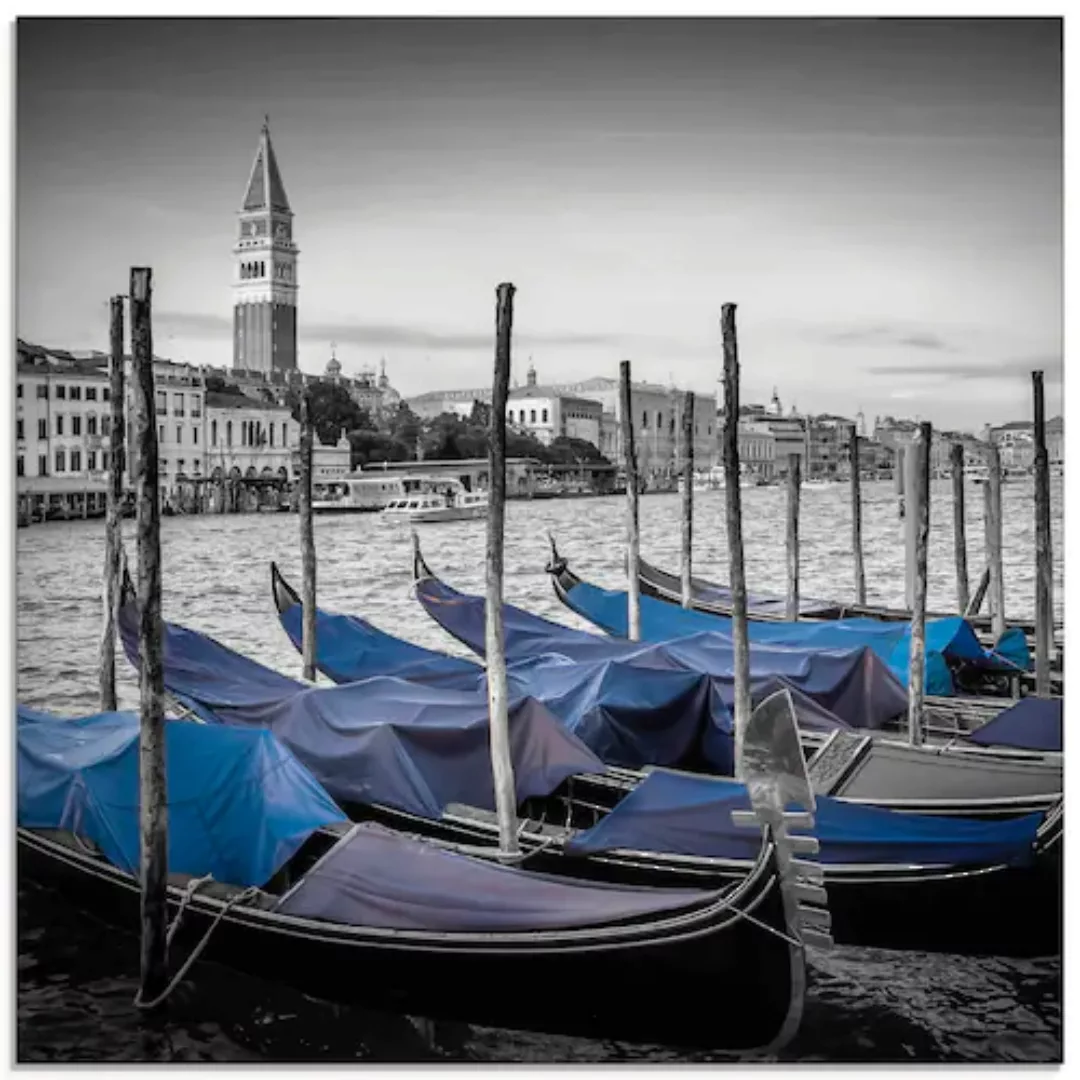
left=286, top=381, right=372, bottom=446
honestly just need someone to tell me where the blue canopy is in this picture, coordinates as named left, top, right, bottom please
left=965, top=697, right=1063, bottom=753
left=276, top=585, right=879, bottom=776
left=412, top=575, right=909, bottom=735
left=554, top=571, right=1030, bottom=696
left=118, top=600, right=608, bottom=819
left=565, top=768, right=1043, bottom=869
left=17, top=705, right=346, bottom=887
left=275, top=821, right=717, bottom=932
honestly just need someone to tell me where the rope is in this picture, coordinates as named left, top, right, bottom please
left=133, top=878, right=260, bottom=1010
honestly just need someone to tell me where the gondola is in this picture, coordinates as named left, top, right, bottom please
left=17, top=699, right=821, bottom=1054
left=539, top=543, right=1063, bottom=754
left=630, top=549, right=1064, bottom=688
left=545, top=538, right=1048, bottom=701
left=261, top=565, right=1061, bottom=955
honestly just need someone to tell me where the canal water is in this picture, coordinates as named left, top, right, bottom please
left=16, top=478, right=1064, bottom=1063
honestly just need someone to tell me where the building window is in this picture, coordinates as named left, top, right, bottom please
left=17, top=383, right=23, bottom=398
left=72, top=416, right=82, bottom=437
left=36, top=384, right=48, bottom=399
left=37, top=419, right=47, bottom=440
left=174, top=392, right=185, bottom=417
left=55, top=415, right=64, bottom=436
left=158, top=425, right=165, bottom=445
left=70, top=387, right=82, bottom=401
left=193, top=427, right=199, bottom=446
left=191, top=395, right=202, bottom=418
left=176, top=425, right=182, bottom=445
left=17, top=455, right=24, bottom=476
left=542, top=409, right=549, bottom=423
left=70, top=450, right=81, bottom=472
left=38, top=455, right=47, bottom=476
left=103, top=388, right=110, bottom=402
left=282, top=422, right=287, bottom=445
left=642, top=411, right=648, bottom=429
left=102, top=451, right=110, bottom=471
left=16, top=419, right=24, bottom=440
left=56, top=385, right=66, bottom=400
left=227, top=421, right=233, bottom=447
left=270, top=424, right=274, bottom=447
left=88, top=450, right=97, bottom=472
left=156, top=390, right=167, bottom=416
left=55, top=449, right=65, bottom=473
left=530, top=409, right=537, bottom=423
left=656, top=411, right=662, bottom=429
left=87, top=414, right=97, bottom=437
left=86, top=387, right=97, bottom=401
left=212, top=419, right=218, bottom=446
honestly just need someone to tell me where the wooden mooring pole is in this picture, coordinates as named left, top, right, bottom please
left=130, top=267, right=168, bottom=1007
left=902, top=439, right=921, bottom=611
left=1032, top=370, right=1054, bottom=695
left=619, top=360, right=641, bottom=640
left=850, top=431, right=865, bottom=607
left=906, top=422, right=931, bottom=745
left=894, top=444, right=906, bottom=518
left=720, top=304, right=751, bottom=772
left=680, top=390, right=695, bottom=608
left=99, top=295, right=126, bottom=713
left=983, top=443, right=1006, bottom=640
left=950, top=443, right=970, bottom=614
left=786, top=453, right=801, bottom=621
left=298, top=390, right=317, bottom=682
left=487, top=283, right=520, bottom=854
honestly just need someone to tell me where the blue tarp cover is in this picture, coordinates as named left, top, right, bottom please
left=118, top=601, right=607, bottom=819
left=413, top=576, right=908, bottom=732
left=277, top=587, right=881, bottom=776
left=17, top=705, right=345, bottom=886
left=275, top=820, right=717, bottom=931
left=565, top=768, right=1043, bottom=869
left=966, top=697, right=1063, bottom=753
left=555, top=573, right=1030, bottom=696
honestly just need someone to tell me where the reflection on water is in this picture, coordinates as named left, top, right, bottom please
left=16, top=479, right=1063, bottom=1062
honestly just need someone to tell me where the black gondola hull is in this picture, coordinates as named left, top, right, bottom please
left=17, top=828, right=802, bottom=1054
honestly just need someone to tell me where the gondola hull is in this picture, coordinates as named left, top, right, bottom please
left=338, top=794, right=1062, bottom=959
left=17, top=826, right=803, bottom=1053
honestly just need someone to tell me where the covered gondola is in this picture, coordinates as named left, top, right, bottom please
left=262, top=565, right=1061, bottom=955
left=16, top=701, right=821, bottom=1053
left=404, top=548, right=1061, bottom=791
left=628, top=550, right=1063, bottom=691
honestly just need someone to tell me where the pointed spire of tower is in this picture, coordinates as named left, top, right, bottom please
left=241, top=117, right=291, bottom=213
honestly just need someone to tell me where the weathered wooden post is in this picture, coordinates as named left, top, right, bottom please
left=680, top=390, right=695, bottom=608
left=786, top=453, right=801, bottom=621
left=619, top=360, right=641, bottom=640
left=1032, top=370, right=1054, bottom=695
left=950, top=442, right=970, bottom=614
left=99, top=294, right=126, bottom=713
left=902, top=438, right=922, bottom=611
left=983, top=442, right=1006, bottom=639
left=720, top=304, right=752, bottom=772
left=907, top=422, right=931, bottom=745
left=129, top=267, right=168, bottom=1006
left=850, top=431, right=865, bottom=606
left=298, top=391, right=317, bottom=682
left=894, top=444, right=906, bottom=518
left=486, top=282, right=520, bottom=855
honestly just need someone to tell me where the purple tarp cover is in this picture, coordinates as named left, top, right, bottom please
left=274, top=821, right=721, bottom=932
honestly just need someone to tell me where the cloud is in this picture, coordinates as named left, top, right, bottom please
left=156, top=309, right=700, bottom=355
left=814, top=323, right=958, bottom=352
left=868, top=355, right=1063, bottom=382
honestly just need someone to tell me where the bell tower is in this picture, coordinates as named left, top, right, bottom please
left=233, top=117, right=298, bottom=373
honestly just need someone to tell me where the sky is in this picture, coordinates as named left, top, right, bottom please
left=17, top=16, right=1062, bottom=430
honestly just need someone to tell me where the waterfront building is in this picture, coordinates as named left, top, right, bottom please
left=506, top=365, right=604, bottom=448
left=233, top=118, right=298, bottom=375
left=204, top=389, right=297, bottom=484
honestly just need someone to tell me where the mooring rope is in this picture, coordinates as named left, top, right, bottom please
left=133, top=877, right=260, bottom=1011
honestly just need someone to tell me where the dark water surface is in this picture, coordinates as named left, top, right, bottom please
left=16, top=480, right=1063, bottom=1063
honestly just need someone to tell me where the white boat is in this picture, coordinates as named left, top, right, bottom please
left=382, top=477, right=488, bottom=523
left=313, top=476, right=406, bottom=514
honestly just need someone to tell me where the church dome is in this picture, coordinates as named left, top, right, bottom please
left=326, top=354, right=341, bottom=378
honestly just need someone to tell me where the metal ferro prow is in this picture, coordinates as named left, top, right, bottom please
left=731, top=687, right=834, bottom=952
